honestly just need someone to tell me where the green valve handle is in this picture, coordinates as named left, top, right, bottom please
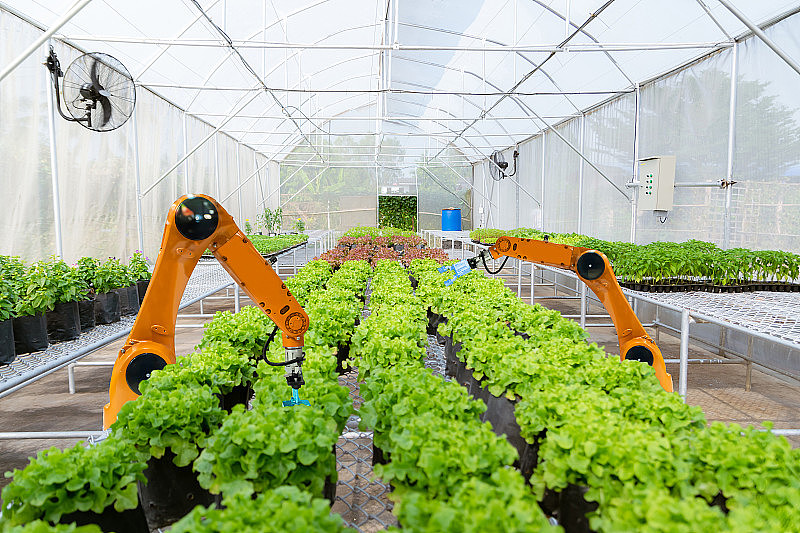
left=283, top=388, right=310, bottom=407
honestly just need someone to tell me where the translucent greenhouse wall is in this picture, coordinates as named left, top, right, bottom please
left=0, top=8, right=268, bottom=263
left=278, top=138, right=472, bottom=232
left=474, top=12, right=800, bottom=253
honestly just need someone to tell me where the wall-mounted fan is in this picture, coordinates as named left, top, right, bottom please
left=489, top=149, right=519, bottom=181
left=45, top=47, right=136, bottom=132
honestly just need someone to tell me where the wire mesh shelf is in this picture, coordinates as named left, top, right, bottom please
left=0, top=262, right=235, bottom=393
left=640, top=290, right=800, bottom=347
left=332, top=331, right=448, bottom=531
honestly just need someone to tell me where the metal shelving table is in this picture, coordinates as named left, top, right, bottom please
left=435, top=239, right=800, bottom=428
left=0, top=261, right=235, bottom=399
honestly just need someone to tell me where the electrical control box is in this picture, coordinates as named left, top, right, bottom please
left=637, top=156, right=676, bottom=212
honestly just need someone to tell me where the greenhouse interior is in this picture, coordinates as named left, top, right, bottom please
left=1, top=0, right=800, bottom=531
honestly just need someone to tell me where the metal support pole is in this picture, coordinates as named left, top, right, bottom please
left=746, top=336, right=753, bottom=391
left=214, top=133, right=221, bottom=199
left=580, top=283, right=587, bottom=328
left=517, top=260, right=522, bottom=297
left=530, top=265, right=535, bottom=304
left=0, top=431, right=106, bottom=440
left=631, top=84, right=641, bottom=243
left=234, top=283, right=240, bottom=313
left=540, top=133, right=546, bottom=229
left=717, top=0, right=800, bottom=77
left=46, top=41, right=64, bottom=259
left=132, top=106, right=145, bottom=253
left=577, top=114, right=585, bottom=233
left=0, top=0, right=93, bottom=83
left=679, top=309, right=690, bottom=399
left=68, top=363, right=75, bottom=394
left=182, top=112, right=190, bottom=192
left=236, top=142, right=243, bottom=222
left=723, top=42, right=738, bottom=249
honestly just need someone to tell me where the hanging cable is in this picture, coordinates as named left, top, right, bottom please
left=260, top=325, right=305, bottom=367
left=481, top=253, right=509, bottom=275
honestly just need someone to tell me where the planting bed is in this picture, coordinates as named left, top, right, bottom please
left=3, top=231, right=800, bottom=532
left=471, top=228, right=800, bottom=293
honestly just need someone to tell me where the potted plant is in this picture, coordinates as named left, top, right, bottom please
left=12, top=262, right=56, bottom=354
left=128, top=252, right=151, bottom=305
left=294, top=217, right=306, bottom=234
left=44, top=259, right=88, bottom=343
left=0, top=436, right=148, bottom=532
left=111, top=382, right=226, bottom=529
left=0, top=273, right=17, bottom=364
left=93, top=260, right=122, bottom=324
left=244, top=219, right=252, bottom=234
left=74, top=257, right=97, bottom=331
left=193, top=402, right=339, bottom=502
left=170, top=486, right=346, bottom=532
left=1, top=521, right=102, bottom=533
left=113, top=259, right=139, bottom=316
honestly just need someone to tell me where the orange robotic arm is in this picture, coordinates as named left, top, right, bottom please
left=445, top=236, right=673, bottom=393
left=103, top=194, right=309, bottom=428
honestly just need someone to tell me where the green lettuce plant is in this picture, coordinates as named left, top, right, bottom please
left=0, top=436, right=145, bottom=525
left=198, top=306, right=273, bottom=358
left=146, top=346, right=256, bottom=396
left=392, top=469, right=557, bottom=532
left=1, top=522, right=102, bottom=533
left=194, top=403, right=339, bottom=498
left=111, top=383, right=225, bottom=467
left=170, top=486, right=346, bottom=533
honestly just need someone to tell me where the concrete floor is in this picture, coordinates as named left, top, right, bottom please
left=2, top=268, right=800, bottom=494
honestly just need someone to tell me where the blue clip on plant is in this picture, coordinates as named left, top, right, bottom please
left=283, top=389, right=310, bottom=407
left=438, top=259, right=474, bottom=286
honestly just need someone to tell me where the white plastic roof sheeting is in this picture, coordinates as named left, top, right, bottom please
left=3, top=0, right=800, bottom=163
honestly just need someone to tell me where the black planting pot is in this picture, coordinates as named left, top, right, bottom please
left=136, top=279, right=150, bottom=304
left=480, top=392, right=541, bottom=481
left=372, top=442, right=390, bottom=467
left=46, top=301, right=81, bottom=342
left=113, top=287, right=132, bottom=316
left=558, top=483, right=599, bottom=533
left=219, top=383, right=252, bottom=413
left=115, top=286, right=141, bottom=316
left=13, top=313, right=49, bottom=354
left=435, top=317, right=449, bottom=345
left=454, top=356, right=472, bottom=391
left=467, top=369, right=491, bottom=405
left=444, top=337, right=462, bottom=379
left=128, top=285, right=141, bottom=314
left=59, top=500, right=149, bottom=533
left=426, top=309, right=439, bottom=336
left=336, top=343, right=351, bottom=375
left=0, top=318, right=16, bottom=364
left=95, top=291, right=121, bottom=325
left=138, top=450, right=218, bottom=530
left=78, top=297, right=96, bottom=331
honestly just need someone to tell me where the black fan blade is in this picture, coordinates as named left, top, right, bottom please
left=90, top=58, right=100, bottom=88
left=98, top=94, right=112, bottom=126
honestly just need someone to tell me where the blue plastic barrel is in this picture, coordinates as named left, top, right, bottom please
left=441, top=208, right=462, bottom=231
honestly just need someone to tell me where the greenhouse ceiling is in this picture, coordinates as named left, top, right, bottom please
left=2, top=0, right=799, bottom=165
